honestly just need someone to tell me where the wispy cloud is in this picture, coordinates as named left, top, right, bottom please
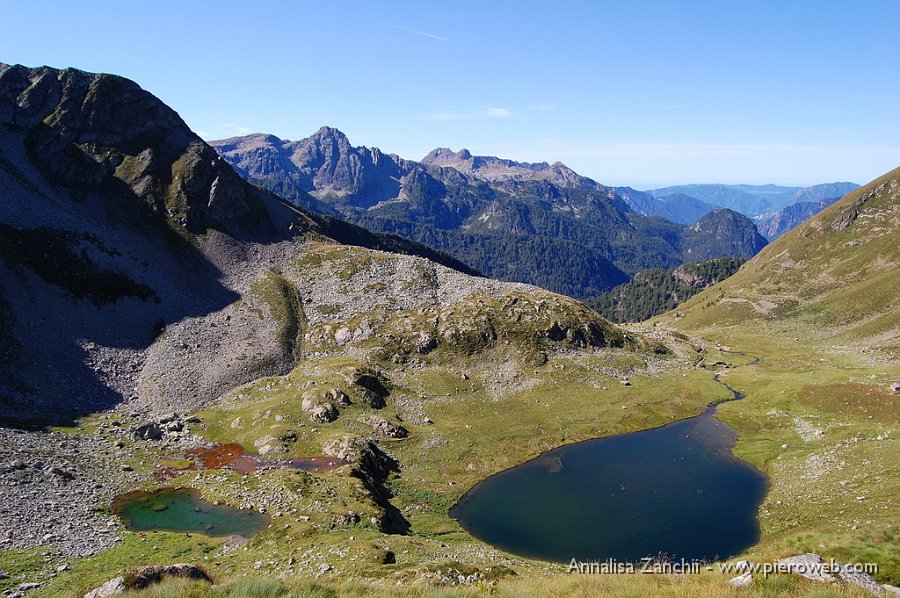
left=485, top=107, right=511, bottom=119
left=220, top=123, right=253, bottom=136
left=348, top=14, right=448, bottom=41
left=661, top=104, right=681, bottom=111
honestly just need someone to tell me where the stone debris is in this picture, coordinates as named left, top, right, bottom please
left=0, top=426, right=129, bottom=557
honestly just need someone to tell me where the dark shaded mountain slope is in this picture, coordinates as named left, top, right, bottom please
left=0, top=63, right=477, bottom=422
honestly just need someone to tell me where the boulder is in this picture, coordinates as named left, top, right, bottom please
left=83, top=564, right=212, bottom=597
left=84, top=577, right=125, bottom=598
left=727, top=572, right=752, bottom=587
left=364, top=416, right=409, bottom=439
left=301, top=397, right=338, bottom=423
left=324, top=388, right=351, bottom=406
left=132, top=422, right=163, bottom=441
left=838, top=564, right=886, bottom=597
left=253, top=435, right=287, bottom=455
left=776, top=553, right=835, bottom=583
left=775, top=553, right=885, bottom=596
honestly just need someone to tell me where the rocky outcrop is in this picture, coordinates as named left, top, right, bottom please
left=301, top=396, right=339, bottom=423
left=350, top=371, right=391, bottom=409
left=364, top=416, right=409, bottom=439
left=772, top=554, right=884, bottom=596
left=322, top=435, right=408, bottom=534
left=83, top=564, right=212, bottom=597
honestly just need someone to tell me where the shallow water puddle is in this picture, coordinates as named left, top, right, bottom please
left=113, top=488, right=270, bottom=537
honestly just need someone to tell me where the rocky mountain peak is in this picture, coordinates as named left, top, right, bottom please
left=311, top=125, right=350, bottom=144
left=0, top=62, right=276, bottom=236
left=421, top=147, right=473, bottom=165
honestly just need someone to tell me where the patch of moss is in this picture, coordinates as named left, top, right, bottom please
left=250, top=270, right=306, bottom=360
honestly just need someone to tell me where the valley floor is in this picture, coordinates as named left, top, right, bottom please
left=1, top=324, right=896, bottom=598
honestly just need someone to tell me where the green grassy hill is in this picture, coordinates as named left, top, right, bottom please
left=647, top=167, right=900, bottom=594
left=669, top=165, right=899, bottom=352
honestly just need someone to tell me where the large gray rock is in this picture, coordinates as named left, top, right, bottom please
left=83, top=577, right=125, bottom=598
left=364, top=416, right=409, bottom=439
left=132, top=422, right=163, bottom=441
left=301, top=397, right=338, bottom=423
left=83, top=564, right=212, bottom=597
left=727, top=572, right=753, bottom=588
left=775, top=554, right=885, bottom=597
left=838, top=564, right=885, bottom=597
left=776, top=553, right=836, bottom=583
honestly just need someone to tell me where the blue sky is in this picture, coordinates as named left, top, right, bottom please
left=2, top=0, right=898, bottom=187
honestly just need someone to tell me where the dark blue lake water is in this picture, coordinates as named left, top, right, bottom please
left=450, top=399, right=767, bottom=563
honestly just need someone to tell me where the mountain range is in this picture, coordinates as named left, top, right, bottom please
left=616, top=182, right=858, bottom=229
left=212, top=129, right=768, bottom=298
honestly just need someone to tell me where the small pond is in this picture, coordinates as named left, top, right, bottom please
left=113, top=488, right=270, bottom=537
left=451, top=385, right=768, bottom=563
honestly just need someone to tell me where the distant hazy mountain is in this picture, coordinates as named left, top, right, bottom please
left=213, top=130, right=770, bottom=298
left=649, top=184, right=775, bottom=216
left=753, top=197, right=841, bottom=240
left=647, top=182, right=859, bottom=217
left=789, top=182, right=860, bottom=206
left=615, top=187, right=718, bottom=225
left=671, top=167, right=898, bottom=346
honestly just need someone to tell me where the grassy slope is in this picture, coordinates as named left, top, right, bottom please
left=648, top=167, right=900, bottom=587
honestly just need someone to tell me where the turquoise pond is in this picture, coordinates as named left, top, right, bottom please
left=113, top=488, right=270, bottom=537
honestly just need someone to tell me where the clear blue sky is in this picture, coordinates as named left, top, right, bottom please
left=2, top=0, right=898, bottom=187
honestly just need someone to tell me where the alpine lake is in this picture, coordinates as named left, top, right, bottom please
left=450, top=378, right=768, bottom=564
